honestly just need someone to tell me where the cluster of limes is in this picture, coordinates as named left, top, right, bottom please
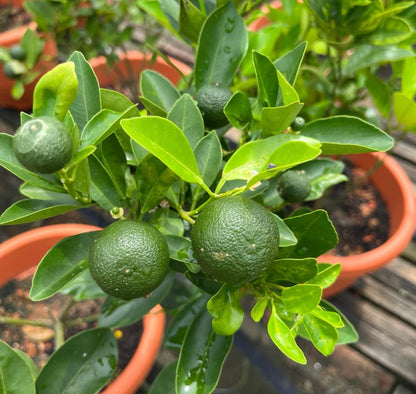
left=3, top=44, right=27, bottom=79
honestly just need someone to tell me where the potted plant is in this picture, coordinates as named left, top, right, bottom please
left=0, top=2, right=395, bottom=392
left=244, top=0, right=416, bottom=296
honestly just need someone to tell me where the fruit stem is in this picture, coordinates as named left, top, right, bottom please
left=177, top=206, right=196, bottom=225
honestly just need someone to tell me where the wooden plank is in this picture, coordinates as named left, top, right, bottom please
left=332, top=291, right=416, bottom=386
left=401, top=242, right=416, bottom=264
left=392, top=141, right=416, bottom=165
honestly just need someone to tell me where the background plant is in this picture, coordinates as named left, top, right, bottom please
left=0, top=2, right=396, bottom=393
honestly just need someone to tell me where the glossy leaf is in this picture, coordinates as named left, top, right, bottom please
left=271, top=213, right=297, bottom=247
left=302, top=314, right=338, bottom=356
left=136, top=154, right=178, bottom=214
left=0, top=341, right=36, bottom=394
left=267, top=303, right=306, bottom=364
left=365, top=74, right=392, bottom=118
left=164, top=234, right=198, bottom=271
left=281, top=284, right=322, bottom=314
left=277, top=68, right=300, bottom=106
left=0, top=199, right=86, bottom=225
left=393, top=92, right=416, bottom=128
left=261, top=102, right=304, bottom=136
left=253, top=50, right=279, bottom=107
left=148, top=361, right=177, bottom=394
left=30, top=231, right=100, bottom=301
left=165, top=294, right=209, bottom=350
left=251, top=296, right=268, bottom=322
left=224, top=91, right=253, bottom=129
left=149, top=208, right=184, bottom=237
left=176, top=308, right=233, bottom=394
left=301, top=116, right=394, bottom=154
left=268, top=258, right=318, bottom=283
left=101, top=88, right=140, bottom=114
left=88, top=155, right=122, bottom=211
left=167, top=94, right=205, bottom=148
left=194, top=2, right=248, bottom=89
left=33, top=62, right=78, bottom=121
left=179, top=0, right=206, bottom=43
left=0, top=133, right=64, bottom=192
left=60, top=269, right=106, bottom=301
left=311, top=307, right=344, bottom=328
left=274, top=41, right=307, bottom=87
left=307, top=263, right=341, bottom=288
left=280, top=210, right=338, bottom=258
left=140, top=70, right=180, bottom=115
left=68, top=51, right=101, bottom=130
left=35, top=328, right=117, bottom=394
left=98, top=274, right=174, bottom=328
left=121, top=117, right=205, bottom=185
left=207, top=284, right=244, bottom=336
left=320, top=300, right=359, bottom=344
left=401, top=56, right=416, bottom=99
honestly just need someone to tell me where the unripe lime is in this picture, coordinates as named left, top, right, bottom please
left=191, top=196, right=280, bottom=286
left=291, top=117, right=305, bottom=131
left=277, top=169, right=311, bottom=203
left=13, top=116, right=73, bottom=174
left=89, top=220, right=170, bottom=300
left=9, top=45, right=26, bottom=61
left=194, top=84, right=233, bottom=129
left=3, top=62, right=23, bottom=79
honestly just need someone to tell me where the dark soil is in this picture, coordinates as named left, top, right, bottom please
left=316, top=158, right=390, bottom=256
left=0, top=274, right=142, bottom=384
left=0, top=5, right=32, bottom=33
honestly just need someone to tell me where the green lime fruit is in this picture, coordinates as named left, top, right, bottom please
left=290, top=117, right=305, bottom=131
left=9, top=45, right=26, bottom=61
left=3, top=62, right=23, bottom=79
left=191, top=196, right=280, bottom=286
left=89, top=220, right=170, bottom=300
left=277, top=169, right=311, bottom=203
left=13, top=116, right=73, bottom=174
left=194, top=84, right=233, bottom=129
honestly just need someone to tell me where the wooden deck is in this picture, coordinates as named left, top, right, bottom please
left=1, top=105, right=416, bottom=393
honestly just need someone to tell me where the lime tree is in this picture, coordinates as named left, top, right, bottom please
left=277, top=169, right=311, bottom=203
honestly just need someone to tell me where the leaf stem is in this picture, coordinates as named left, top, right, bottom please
left=0, top=316, right=53, bottom=328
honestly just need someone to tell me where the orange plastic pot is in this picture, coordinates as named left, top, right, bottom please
left=320, top=152, right=416, bottom=297
left=0, top=21, right=57, bottom=110
left=89, top=50, right=190, bottom=92
left=0, top=223, right=165, bottom=394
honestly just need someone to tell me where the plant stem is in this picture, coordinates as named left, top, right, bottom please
left=0, top=316, right=53, bottom=328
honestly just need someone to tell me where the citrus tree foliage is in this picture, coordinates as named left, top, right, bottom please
left=0, top=2, right=394, bottom=393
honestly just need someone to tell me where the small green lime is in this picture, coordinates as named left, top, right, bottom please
left=89, top=220, right=170, bottom=300
left=12, top=116, right=73, bottom=174
left=290, top=117, right=305, bottom=131
left=3, top=62, right=23, bottom=79
left=191, top=196, right=280, bottom=286
left=9, top=45, right=26, bottom=61
left=277, top=169, right=311, bottom=203
left=194, top=84, right=233, bottom=129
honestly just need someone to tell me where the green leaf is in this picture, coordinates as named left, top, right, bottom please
left=320, top=300, right=359, bottom=344
left=253, top=50, right=279, bottom=107
left=164, top=235, right=199, bottom=273
left=176, top=308, right=233, bottom=394
left=20, top=27, right=42, bottom=68
left=98, top=274, right=174, bottom=328
left=207, top=284, right=244, bottom=336
left=345, top=44, right=415, bottom=74
left=401, top=56, right=416, bottom=99
left=60, top=269, right=106, bottom=301
left=365, top=74, right=392, bottom=118
left=167, top=94, right=205, bottom=148
left=0, top=134, right=64, bottom=193
left=121, top=117, right=205, bottom=185
left=140, top=70, right=180, bottom=115
left=276, top=68, right=300, bottom=105
left=101, top=88, right=140, bottom=114
left=33, top=62, right=78, bottom=121
left=267, top=303, right=306, bottom=364
left=224, top=91, right=253, bottom=129
left=393, top=92, right=416, bottom=128
left=149, top=208, right=184, bottom=237
left=268, top=258, right=318, bottom=283
left=179, top=0, right=206, bottom=43
left=0, top=199, right=86, bottom=225
left=281, top=284, right=322, bottom=314
left=311, top=307, right=344, bottom=328
left=261, top=102, right=304, bottom=136
left=68, top=51, right=101, bottom=130
left=136, top=154, right=178, bottom=214
left=191, top=131, right=223, bottom=203
left=88, top=155, right=122, bottom=211
left=280, top=210, right=338, bottom=258
left=0, top=341, right=36, bottom=394
left=301, top=116, right=394, bottom=154
left=30, top=231, right=100, bottom=301
left=194, top=1, right=248, bottom=89
left=165, top=294, right=209, bottom=350
left=302, top=314, right=338, bottom=356
left=271, top=213, right=298, bottom=247
left=307, top=263, right=341, bottom=288
left=274, top=41, right=307, bottom=87
left=251, top=297, right=268, bottom=322
left=35, top=328, right=117, bottom=394
left=148, top=361, right=177, bottom=394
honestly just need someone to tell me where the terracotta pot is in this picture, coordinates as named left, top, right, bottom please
left=320, top=152, right=416, bottom=297
left=0, top=0, right=24, bottom=6
left=89, top=50, right=190, bottom=93
left=0, top=19, right=58, bottom=110
left=0, top=223, right=165, bottom=394
left=248, top=1, right=282, bottom=31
